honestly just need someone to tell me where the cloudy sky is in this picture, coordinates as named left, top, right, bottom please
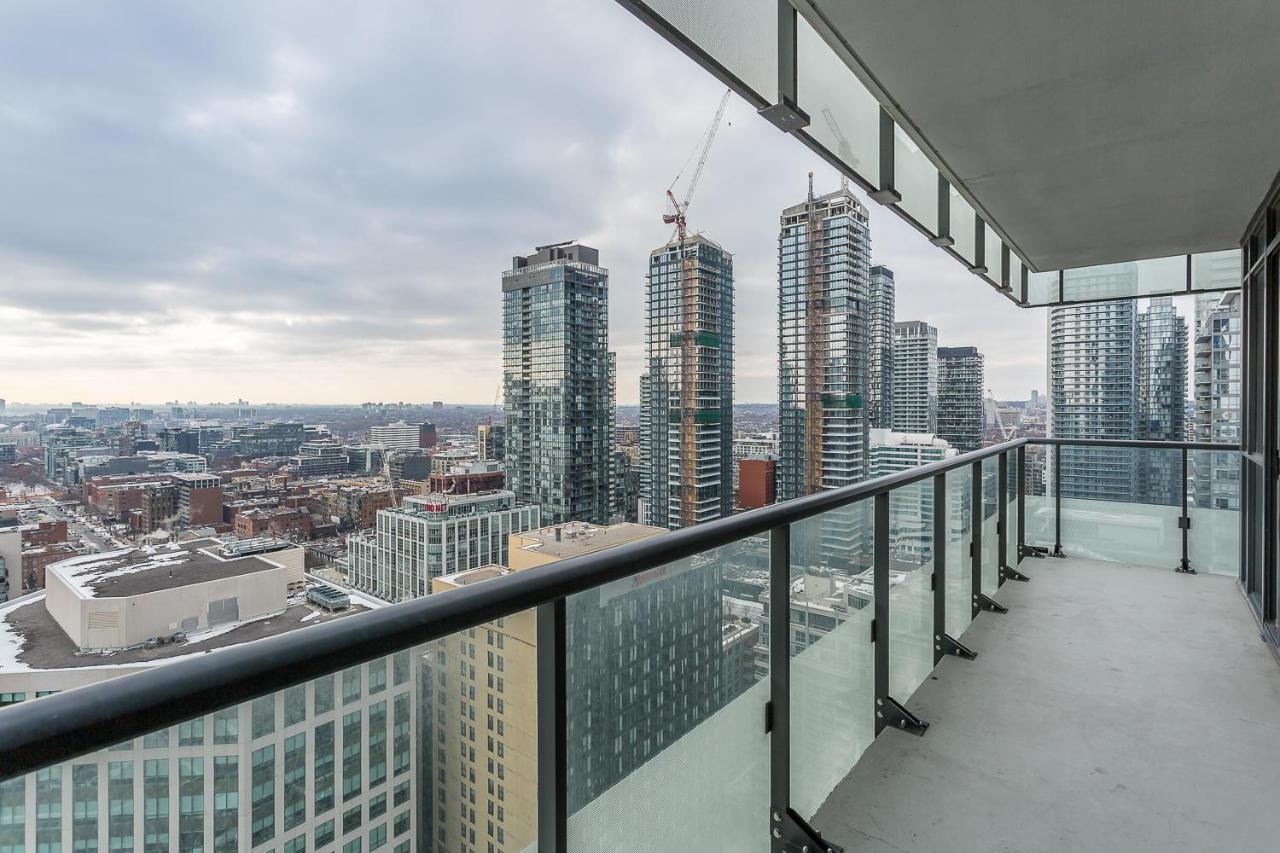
left=0, top=0, right=1047, bottom=406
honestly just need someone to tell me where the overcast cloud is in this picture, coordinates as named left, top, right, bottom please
left=0, top=0, right=1046, bottom=406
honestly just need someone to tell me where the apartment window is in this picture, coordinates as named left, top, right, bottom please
left=108, top=761, right=136, bottom=851
left=342, top=841, right=362, bottom=853
left=392, top=694, right=411, bottom=777
left=213, top=708, right=238, bottom=745
left=284, top=684, right=307, bottom=727
left=72, top=764, right=97, bottom=852
left=315, top=675, right=335, bottom=715
left=178, top=758, right=204, bottom=853
left=283, top=835, right=306, bottom=853
left=368, top=823, right=387, bottom=851
left=283, top=733, right=306, bottom=831
left=315, top=722, right=335, bottom=815
left=252, top=696, right=276, bottom=740
left=0, top=693, right=24, bottom=707
left=251, top=745, right=276, bottom=846
left=342, top=711, right=362, bottom=802
left=342, top=805, right=362, bottom=834
left=392, top=780, right=410, bottom=808
left=143, top=729, right=169, bottom=749
left=0, top=778, right=24, bottom=853
left=143, top=759, right=169, bottom=853
left=342, top=667, right=361, bottom=705
left=179, top=719, right=204, bottom=746
left=392, top=811, right=409, bottom=838
left=392, top=651, right=409, bottom=687
left=213, top=756, right=239, bottom=853
left=34, top=766, right=61, bottom=853
left=368, top=701, right=387, bottom=789
left=368, top=658, right=386, bottom=695
left=314, top=820, right=334, bottom=850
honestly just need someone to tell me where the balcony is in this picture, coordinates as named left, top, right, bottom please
left=0, top=437, right=1261, bottom=853
left=3, top=2, right=1279, bottom=852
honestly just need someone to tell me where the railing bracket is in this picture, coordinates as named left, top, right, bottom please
left=937, top=633, right=977, bottom=660
left=877, top=696, right=929, bottom=736
left=1021, top=544, right=1048, bottom=559
left=773, top=807, right=843, bottom=853
left=1049, top=545, right=1066, bottom=558
left=974, top=593, right=1008, bottom=614
left=1175, top=560, right=1196, bottom=575
left=1001, top=565, right=1030, bottom=582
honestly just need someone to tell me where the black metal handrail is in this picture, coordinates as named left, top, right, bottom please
left=0, top=435, right=1245, bottom=853
left=0, top=438, right=1025, bottom=780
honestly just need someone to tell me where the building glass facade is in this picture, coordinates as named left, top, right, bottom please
left=502, top=242, right=614, bottom=526
left=868, top=265, right=896, bottom=430
left=640, top=234, right=734, bottom=529
left=892, top=321, right=938, bottom=434
left=937, top=346, right=985, bottom=453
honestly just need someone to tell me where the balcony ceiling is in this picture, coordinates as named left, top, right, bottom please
left=801, top=1, right=1280, bottom=270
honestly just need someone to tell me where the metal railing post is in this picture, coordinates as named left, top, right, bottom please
left=1017, top=445, right=1026, bottom=563
left=932, top=474, right=946, bottom=665
left=536, top=598, right=568, bottom=852
left=768, top=523, right=790, bottom=853
left=1177, top=446, right=1195, bottom=573
left=997, top=452, right=1008, bottom=587
left=1052, top=447, right=1065, bottom=557
left=971, top=460, right=983, bottom=617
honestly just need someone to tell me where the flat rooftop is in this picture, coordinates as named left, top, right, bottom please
left=812, top=557, right=1280, bottom=852
left=515, top=522, right=663, bottom=558
left=436, top=565, right=508, bottom=589
left=0, top=594, right=369, bottom=672
left=49, top=539, right=282, bottom=599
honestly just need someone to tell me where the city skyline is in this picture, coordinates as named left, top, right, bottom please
left=0, top=0, right=1045, bottom=406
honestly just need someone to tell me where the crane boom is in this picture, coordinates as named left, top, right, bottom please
left=664, top=88, right=731, bottom=241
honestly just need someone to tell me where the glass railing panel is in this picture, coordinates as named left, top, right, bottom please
left=788, top=501, right=874, bottom=821
left=949, top=187, right=977, bottom=266
left=567, top=542, right=768, bottom=851
left=0, top=647, right=423, bottom=853
left=645, top=0, right=777, bottom=101
left=894, top=126, right=938, bottom=231
left=1009, top=254, right=1025, bottom=295
left=1190, top=450, right=1241, bottom=576
left=983, top=227, right=1002, bottom=280
left=944, top=468, right=974, bottom=638
left=981, top=459, right=999, bottom=593
left=1027, top=271, right=1058, bottom=305
left=1024, top=444, right=1054, bottom=549
left=888, top=480, right=935, bottom=700
left=1061, top=255, right=1186, bottom=302
left=1191, top=248, right=1242, bottom=291
left=797, top=17, right=879, bottom=178
left=1058, top=446, right=1182, bottom=569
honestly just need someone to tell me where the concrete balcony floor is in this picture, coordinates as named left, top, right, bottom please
left=814, top=557, right=1280, bottom=853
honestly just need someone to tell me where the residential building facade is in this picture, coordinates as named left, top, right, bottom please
left=502, top=242, right=614, bottom=526
left=640, top=233, right=734, bottom=529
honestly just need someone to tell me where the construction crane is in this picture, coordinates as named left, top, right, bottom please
left=664, top=88, right=731, bottom=241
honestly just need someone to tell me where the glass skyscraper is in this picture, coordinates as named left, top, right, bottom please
left=640, top=234, right=734, bottom=529
left=937, top=346, right=985, bottom=452
left=1049, top=276, right=1139, bottom=502
left=892, top=321, right=938, bottom=434
left=502, top=242, right=614, bottom=526
left=778, top=180, right=872, bottom=568
left=778, top=181, right=872, bottom=502
left=868, top=265, right=896, bottom=430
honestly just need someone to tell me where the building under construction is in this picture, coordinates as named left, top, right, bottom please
left=778, top=178, right=873, bottom=565
left=640, top=233, right=734, bottom=529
